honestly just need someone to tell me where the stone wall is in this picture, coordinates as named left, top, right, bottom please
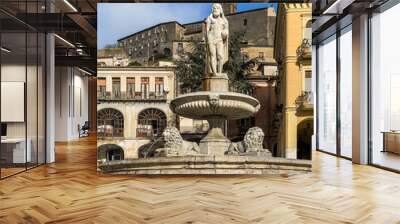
left=227, top=8, right=276, bottom=47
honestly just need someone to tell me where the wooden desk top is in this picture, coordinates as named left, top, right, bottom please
left=1, top=138, right=29, bottom=143
left=381, top=131, right=400, bottom=134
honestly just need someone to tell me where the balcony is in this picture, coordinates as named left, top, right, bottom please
left=295, top=91, right=314, bottom=111
left=296, top=39, right=312, bottom=61
left=97, top=91, right=168, bottom=102
left=97, top=125, right=124, bottom=139
left=97, top=91, right=107, bottom=100
left=136, top=127, right=164, bottom=138
left=136, top=127, right=154, bottom=138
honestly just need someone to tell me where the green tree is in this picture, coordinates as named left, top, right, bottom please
left=224, top=31, right=253, bottom=93
left=175, top=31, right=253, bottom=94
left=175, top=42, right=205, bottom=93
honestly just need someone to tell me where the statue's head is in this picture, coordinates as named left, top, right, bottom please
left=212, top=3, right=223, bottom=18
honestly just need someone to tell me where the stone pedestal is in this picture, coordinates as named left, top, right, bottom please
left=199, top=116, right=231, bottom=155
left=202, top=73, right=229, bottom=92
left=199, top=138, right=231, bottom=156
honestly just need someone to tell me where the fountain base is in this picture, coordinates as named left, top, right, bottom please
left=199, top=138, right=231, bottom=156
left=98, top=155, right=311, bottom=175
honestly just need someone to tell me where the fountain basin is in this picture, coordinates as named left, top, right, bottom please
left=98, top=155, right=311, bottom=175
left=170, top=91, right=260, bottom=120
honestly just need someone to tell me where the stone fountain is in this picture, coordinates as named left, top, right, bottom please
left=166, top=3, right=270, bottom=157
left=97, top=4, right=311, bottom=175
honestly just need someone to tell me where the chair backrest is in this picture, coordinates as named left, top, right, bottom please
left=82, top=121, right=90, bottom=128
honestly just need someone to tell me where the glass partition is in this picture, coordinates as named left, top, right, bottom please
left=339, top=26, right=352, bottom=158
left=317, top=35, right=337, bottom=154
left=370, top=4, right=400, bottom=171
left=0, top=1, right=46, bottom=179
left=1, top=30, right=28, bottom=178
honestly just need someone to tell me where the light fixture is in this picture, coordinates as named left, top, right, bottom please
left=1, top=47, right=11, bottom=53
left=63, top=0, right=78, bottom=12
left=322, top=0, right=354, bottom=15
left=78, top=67, right=93, bottom=76
left=54, top=34, right=75, bottom=48
left=76, top=48, right=83, bottom=55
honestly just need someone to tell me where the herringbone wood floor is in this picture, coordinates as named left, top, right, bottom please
left=1, top=136, right=400, bottom=224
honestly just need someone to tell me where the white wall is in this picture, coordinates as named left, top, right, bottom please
left=1, top=64, right=38, bottom=138
left=55, top=67, right=89, bottom=141
left=1, top=65, right=26, bottom=137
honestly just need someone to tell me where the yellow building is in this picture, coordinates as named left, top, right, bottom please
left=274, top=3, right=312, bottom=159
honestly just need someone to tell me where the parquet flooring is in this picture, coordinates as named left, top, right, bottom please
left=1, top=135, right=400, bottom=224
left=0, top=167, right=26, bottom=178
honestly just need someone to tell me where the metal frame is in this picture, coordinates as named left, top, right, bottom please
left=336, top=27, right=341, bottom=157
left=367, top=10, right=373, bottom=165
left=315, top=45, right=319, bottom=153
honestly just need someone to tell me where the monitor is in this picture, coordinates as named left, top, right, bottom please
left=1, top=123, right=7, bottom=137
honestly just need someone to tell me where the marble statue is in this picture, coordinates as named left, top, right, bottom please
left=155, top=127, right=200, bottom=157
left=226, top=127, right=270, bottom=155
left=205, top=3, right=229, bottom=76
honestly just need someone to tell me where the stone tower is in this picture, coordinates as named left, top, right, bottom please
left=222, top=3, right=237, bottom=15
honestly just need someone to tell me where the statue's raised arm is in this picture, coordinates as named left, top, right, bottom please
left=205, top=3, right=229, bottom=77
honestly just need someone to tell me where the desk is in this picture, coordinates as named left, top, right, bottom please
left=1, top=138, right=31, bottom=163
left=382, top=132, right=400, bottom=154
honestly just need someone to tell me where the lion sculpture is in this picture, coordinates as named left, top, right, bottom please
left=155, top=127, right=200, bottom=157
left=226, top=127, right=270, bottom=155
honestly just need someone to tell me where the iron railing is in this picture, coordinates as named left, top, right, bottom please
left=97, top=91, right=167, bottom=101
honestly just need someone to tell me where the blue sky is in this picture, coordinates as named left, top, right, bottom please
left=98, top=3, right=277, bottom=49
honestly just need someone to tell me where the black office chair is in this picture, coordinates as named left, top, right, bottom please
left=79, top=121, right=90, bottom=138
